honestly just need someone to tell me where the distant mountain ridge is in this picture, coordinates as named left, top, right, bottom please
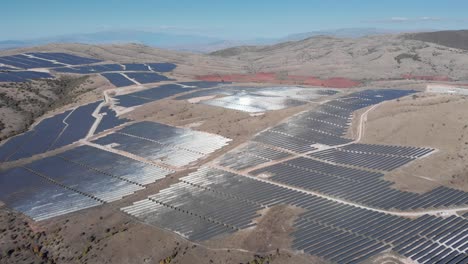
left=277, top=28, right=401, bottom=42
left=0, top=28, right=414, bottom=53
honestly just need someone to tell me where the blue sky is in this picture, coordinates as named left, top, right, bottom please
left=2, top=0, right=468, bottom=40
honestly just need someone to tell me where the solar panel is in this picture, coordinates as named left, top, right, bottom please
left=114, top=84, right=195, bottom=107
left=123, top=63, right=150, bottom=71
left=51, top=101, right=101, bottom=149
left=125, top=72, right=171, bottom=84
left=27, top=52, right=102, bottom=65
left=101, top=73, right=135, bottom=87
left=94, top=106, right=130, bottom=134
left=146, top=63, right=177, bottom=72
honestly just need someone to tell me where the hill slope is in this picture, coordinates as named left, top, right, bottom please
left=210, top=34, right=468, bottom=81
left=404, top=30, right=468, bottom=51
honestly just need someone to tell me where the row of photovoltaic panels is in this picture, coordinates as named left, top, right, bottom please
left=0, top=102, right=100, bottom=161
left=0, top=53, right=101, bottom=69
left=123, top=167, right=468, bottom=263
left=308, top=148, right=431, bottom=171
left=26, top=52, right=102, bottom=65
left=94, top=106, right=131, bottom=134
left=217, top=142, right=292, bottom=171
left=249, top=156, right=468, bottom=210
left=101, top=73, right=136, bottom=87
left=54, top=63, right=176, bottom=74
left=0, top=52, right=177, bottom=85
left=125, top=72, right=172, bottom=84
left=54, top=63, right=177, bottom=87
left=0, top=71, right=53, bottom=82
left=93, top=121, right=231, bottom=167
left=0, top=65, right=16, bottom=70
left=0, top=102, right=130, bottom=162
left=111, top=81, right=226, bottom=106
left=0, top=145, right=173, bottom=221
left=113, top=84, right=197, bottom=107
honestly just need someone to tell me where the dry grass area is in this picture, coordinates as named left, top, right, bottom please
left=362, top=93, right=468, bottom=192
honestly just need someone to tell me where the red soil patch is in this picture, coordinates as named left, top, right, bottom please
left=402, top=74, right=452, bottom=81
left=197, top=72, right=360, bottom=88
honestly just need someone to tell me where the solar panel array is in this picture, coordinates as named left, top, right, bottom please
left=0, top=54, right=66, bottom=69
left=94, top=105, right=131, bottom=134
left=54, top=63, right=177, bottom=74
left=0, top=53, right=101, bottom=70
left=250, top=156, right=468, bottom=210
left=93, top=121, right=231, bottom=167
left=217, top=142, right=291, bottom=171
left=2, top=102, right=100, bottom=161
left=212, top=89, right=460, bottom=212
left=101, top=73, right=136, bottom=87
left=60, top=145, right=174, bottom=185
left=0, top=65, right=16, bottom=70
left=252, top=89, right=416, bottom=150
left=0, top=71, right=53, bottom=82
left=0, top=53, right=176, bottom=84
left=0, top=167, right=101, bottom=221
left=0, top=101, right=130, bottom=162
left=54, top=64, right=124, bottom=74
left=0, top=145, right=174, bottom=221
left=124, top=72, right=171, bottom=84
left=0, top=110, right=73, bottom=161
left=309, top=148, right=420, bottom=171
left=114, top=84, right=196, bottom=107
left=26, top=52, right=102, bottom=65
left=123, top=167, right=468, bottom=263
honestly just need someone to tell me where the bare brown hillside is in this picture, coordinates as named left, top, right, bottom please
left=210, top=34, right=468, bottom=81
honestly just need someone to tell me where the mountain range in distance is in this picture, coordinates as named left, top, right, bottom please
left=0, top=28, right=430, bottom=53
